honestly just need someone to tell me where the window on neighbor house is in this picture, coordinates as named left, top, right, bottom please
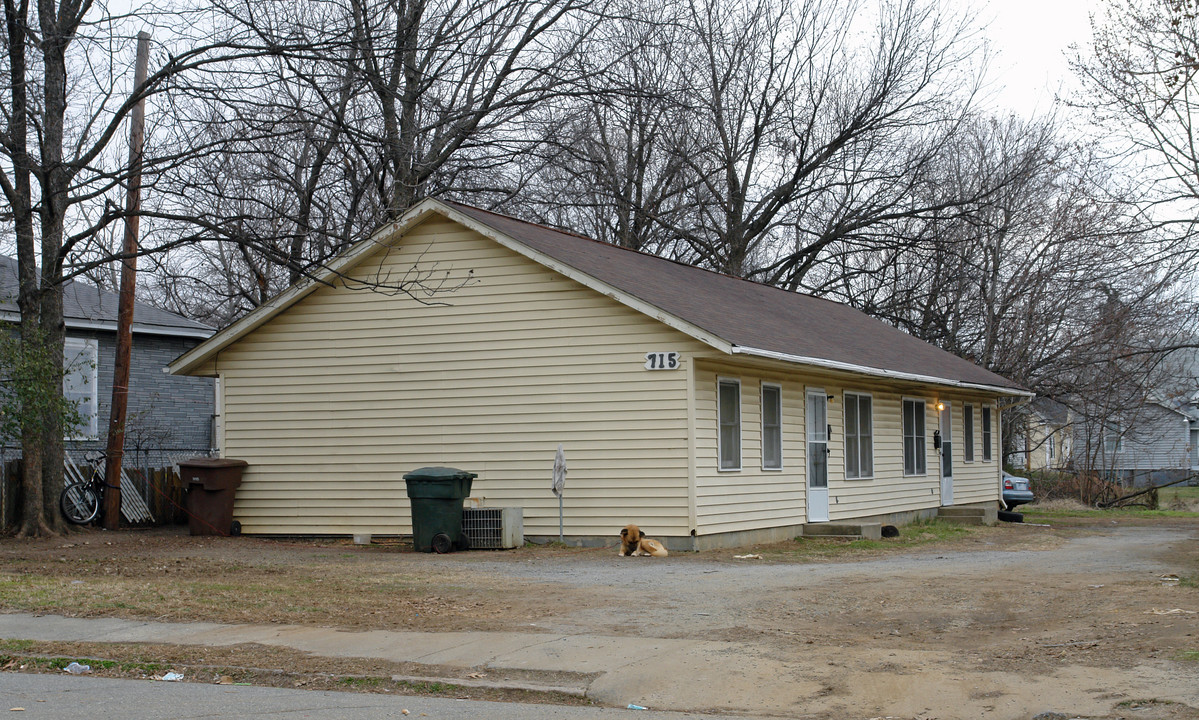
left=718, top=379, right=741, bottom=470
left=761, top=384, right=782, bottom=470
left=1048, top=434, right=1055, bottom=460
left=902, top=399, right=926, bottom=476
left=844, top=392, right=873, bottom=478
left=1103, top=430, right=1123, bottom=455
left=963, top=404, right=975, bottom=462
left=63, top=338, right=98, bottom=440
left=982, top=407, right=993, bottom=461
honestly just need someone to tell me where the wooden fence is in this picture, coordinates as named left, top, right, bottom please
left=1, top=461, right=188, bottom=531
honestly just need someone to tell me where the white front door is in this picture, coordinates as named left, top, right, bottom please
left=940, top=403, right=954, bottom=505
left=807, top=390, right=829, bottom=522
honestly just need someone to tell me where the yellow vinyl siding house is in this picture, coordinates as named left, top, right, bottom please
left=170, top=198, right=1029, bottom=549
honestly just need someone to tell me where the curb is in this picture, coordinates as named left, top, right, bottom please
left=390, top=674, right=590, bottom=697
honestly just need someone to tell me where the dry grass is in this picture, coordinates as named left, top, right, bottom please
left=0, top=533, right=599, bottom=632
left=1029, top=498, right=1094, bottom=513
left=0, top=522, right=1055, bottom=632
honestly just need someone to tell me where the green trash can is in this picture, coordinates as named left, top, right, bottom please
left=403, top=467, right=477, bottom=553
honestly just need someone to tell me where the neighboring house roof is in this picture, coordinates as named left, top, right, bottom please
left=170, top=198, right=1028, bottom=395
left=0, top=255, right=214, bottom=339
left=1152, top=396, right=1199, bottom=423
left=1030, top=397, right=1071, bottom=426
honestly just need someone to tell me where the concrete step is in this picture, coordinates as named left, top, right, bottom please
left=937, top=507, right=986, bottom=517
left=938, top=513, right=986, bottom=525
left=937, top=506, right=997, bottom=526
left=801, top=522, right=881, bottom=540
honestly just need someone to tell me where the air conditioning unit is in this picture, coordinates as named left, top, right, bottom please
left=461, top=507, right=523, bottom=549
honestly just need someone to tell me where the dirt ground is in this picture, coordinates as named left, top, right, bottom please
left=1, top=516, right=1197, bottom=718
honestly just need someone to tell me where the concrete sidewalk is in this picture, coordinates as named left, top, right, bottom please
left=0, top=613, right=810, bottom=715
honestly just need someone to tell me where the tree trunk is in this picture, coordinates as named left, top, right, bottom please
left=5, top=0, right=52, bottom=537
left=35, top=2, right=73, bottom=535
left=39, top=278, right=67, bottom=533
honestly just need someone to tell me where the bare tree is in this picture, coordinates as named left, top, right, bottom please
left=1071, top=0, right=1199, bottom=235
left=141, top=0, right=610, bottom=320
left=659, top=0, right=986, bottom=282
left=515, top=0, right=992, bottom=281
left=510, top=0, right=700, bottom=254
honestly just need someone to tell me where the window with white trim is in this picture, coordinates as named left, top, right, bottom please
left=982, top=406, right=993, bottom=461
left=844, top=392, right=873, bottom=478
left=902, top=399, right=926, bottom=475
left=63, top=338, right=98, bottom=440
left=761, top=383, right=782, bottom=470
left=718, top=379, right=741, bottom=470
left=963, top=403, right=975, bottom=462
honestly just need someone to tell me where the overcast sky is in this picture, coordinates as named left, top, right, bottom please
left=979, top=0, right=1101, bottom=117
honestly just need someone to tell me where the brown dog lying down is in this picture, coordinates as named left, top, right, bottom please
left=619, top=524, right=668, bottom=557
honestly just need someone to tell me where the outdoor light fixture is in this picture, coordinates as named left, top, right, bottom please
left=935, top=401, right=945, bottom=411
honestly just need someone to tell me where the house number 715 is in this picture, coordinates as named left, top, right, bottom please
left=644, top=351, right=681, bottom=370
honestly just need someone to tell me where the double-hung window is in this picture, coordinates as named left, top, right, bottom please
left=963, top=404, right=975, bottom=462
left=718, top=379, right=741, bottom=470
left=844, top=392, right=873, bottom=478
left=63, top=338, right=98, bottom=440
left=761, top=384, right=782, bottom=470
left=982, top=407, right=993, bottom=461
left=1103, top=430, right=1123, bottom=455
left=902, top=399, right=926, bottom=475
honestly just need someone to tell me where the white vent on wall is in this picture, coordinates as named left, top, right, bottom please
left=462, top=507, right=523, bottom=549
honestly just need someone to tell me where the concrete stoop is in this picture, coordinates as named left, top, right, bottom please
left=801, top=522, right=882, bottom=540
left=936, top=505, right=997, bottom=526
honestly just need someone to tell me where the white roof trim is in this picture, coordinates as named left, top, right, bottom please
left=0, top=310, right=213, bottom=339
left=731, top=345, right=1032, bottom=397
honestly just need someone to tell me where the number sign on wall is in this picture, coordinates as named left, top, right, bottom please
left=644, top=351, right=681, bottom=370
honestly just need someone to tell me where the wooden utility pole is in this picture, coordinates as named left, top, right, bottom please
left=102, top=31, right=150, bottom=530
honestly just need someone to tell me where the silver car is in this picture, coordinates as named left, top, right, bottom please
left=1002, top=472, right=1035, bottom=511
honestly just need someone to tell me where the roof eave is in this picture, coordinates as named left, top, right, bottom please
left=0, top=310, right=213, bottom=339
left=731, top=345, right=1032, bottom=397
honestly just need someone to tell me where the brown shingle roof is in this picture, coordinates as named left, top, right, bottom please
left=445, top=201, right=1024, bottom=393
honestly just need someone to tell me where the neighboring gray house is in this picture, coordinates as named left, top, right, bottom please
left=1016, top=374, right=1199, bottom=486
left=0, top=256, right=217, bottom=467
left=1107, top=396, right=1199, bottom=486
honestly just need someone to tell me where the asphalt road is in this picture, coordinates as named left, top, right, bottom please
left=0, top=673, right=771, bottom=720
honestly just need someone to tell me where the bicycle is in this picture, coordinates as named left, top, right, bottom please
left=60, top=450, right=114, bottom=525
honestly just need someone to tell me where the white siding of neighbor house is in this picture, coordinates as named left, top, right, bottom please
left=693, top=362, right=1002, bottom=533
left=207, top=217, right=709, bottom=537
left=1015, top=417, right=1070, bottom=472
